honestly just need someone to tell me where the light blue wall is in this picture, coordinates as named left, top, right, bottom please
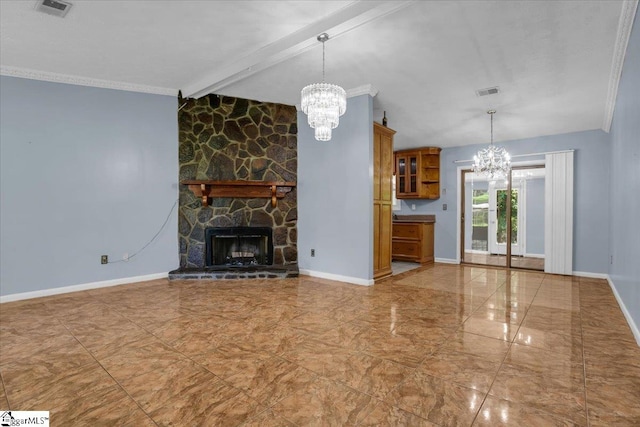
left=397, top=129, right=610, bottom=274
left=297, top=94, right=374, bottom=281
left=609, top=7, right=640, bottom=334
left=0, top=76, right=179, bottom=297
left=525, top=177, right=545, bottom=255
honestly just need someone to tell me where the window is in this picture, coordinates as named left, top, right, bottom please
left=392, top=175, right=401, bottom=211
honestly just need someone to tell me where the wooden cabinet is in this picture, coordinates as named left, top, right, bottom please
left=373, top=122, right=395, bottom=280
left=392, top=222, right=434, bottom=264
left=395, top=147, right=441, bottom=199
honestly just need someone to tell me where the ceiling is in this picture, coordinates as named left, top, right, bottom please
left=0, top=1, right=634, bottom=149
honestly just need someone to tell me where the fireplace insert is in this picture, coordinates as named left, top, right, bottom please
left=205, top=227, right=273, bottom=267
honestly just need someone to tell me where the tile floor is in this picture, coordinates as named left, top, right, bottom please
left=1, top=264, right=639, bottom=426
left=391, top=261, right=421, bottom=276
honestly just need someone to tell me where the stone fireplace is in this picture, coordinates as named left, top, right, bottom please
left=169, top=93, right=298, bottom=280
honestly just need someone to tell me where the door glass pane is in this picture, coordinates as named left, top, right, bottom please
left=399, top=176, right=405, bottom=192
left=496, top=189, right=518, bottom=245
left=472, top=189, right=489, bottom=251
left=410, top=176, right=416, bottom=192
left=463, top=172, right=506, bottom=267
left=398, top=158, right=405, bottom=175
left=512, top=190, right=518, bottom=244
left=510, top=167, right=545, bottom=271
left=410, top=157, right=417, bottom=174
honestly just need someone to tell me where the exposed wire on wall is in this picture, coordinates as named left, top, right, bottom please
left=106, top=199, right=179, bottom=264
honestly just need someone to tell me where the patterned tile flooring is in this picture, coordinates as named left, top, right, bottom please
left=1, top=264, right=639, bottom=426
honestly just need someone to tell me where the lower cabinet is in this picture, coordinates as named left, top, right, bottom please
left=392, top=222, right=434, bottom=263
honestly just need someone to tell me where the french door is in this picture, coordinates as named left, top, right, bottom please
left=488, top=182, right=523, bottom=256
left=461, top=165, right=545, bottom=270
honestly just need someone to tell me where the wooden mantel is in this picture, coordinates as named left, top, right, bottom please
left=181, top=180, right=296, bottom=207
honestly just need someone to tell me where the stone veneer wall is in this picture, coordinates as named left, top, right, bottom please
left=178, top=94, right=297, bottom=268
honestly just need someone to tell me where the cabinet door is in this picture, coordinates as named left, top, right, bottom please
left=408, top=154, right=418, bottom=194
left=380, top=133, right=393, bottom=202
left=421, top=223, right=434, bottom=262
left=395, top=153, right=419, bottom=197
left=374, top=123, right=394, bottom=280
left=378, top=204, right=393, bottom=272
left=396, top=155, right=407, bottom=196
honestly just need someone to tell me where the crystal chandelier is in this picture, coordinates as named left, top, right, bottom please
left=301, top=33, right=346, bottom=141
left=472, top=110, right=511, bottom=179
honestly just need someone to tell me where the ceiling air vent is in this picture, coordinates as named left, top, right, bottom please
left=476, top=86, right=500, bottom=97
left=36, top=0, right=72, bottom=18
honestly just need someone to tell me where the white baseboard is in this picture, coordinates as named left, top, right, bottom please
left=606, top=276, right=640, bottom=347
left=435, top=258, right=459, bottom=264
left=299, top=269, right=374, bottom=286
left=525, top=253, right=545, bottom=259
left=0, top=272, right=169, bottom=304
left=573, top=271, right=609, bottom=279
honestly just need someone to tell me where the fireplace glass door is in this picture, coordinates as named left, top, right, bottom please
left=205, top=227, right=273, bottom=267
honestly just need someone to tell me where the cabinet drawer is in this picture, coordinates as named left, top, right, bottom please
left=392, top=224, right=420, bottom=239
left=392, top=241, right=420, bottom=257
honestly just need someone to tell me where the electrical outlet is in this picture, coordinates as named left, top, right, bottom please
left=411, top=204, right=416, bottom=211
left=443, top=203, right=447, bottom=211
left=101, top=255, right=108, bottom=264
left=311, top=249, right=315, bottom=257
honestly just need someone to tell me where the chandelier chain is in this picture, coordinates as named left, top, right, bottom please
left=322, top=39, right=325, bottom=82
left=490, top=111, right=493, bottom=144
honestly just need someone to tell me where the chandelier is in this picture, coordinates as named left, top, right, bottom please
left=301, top=33, right=346, bottom=141
left=472, top=110, right=511, bottom=179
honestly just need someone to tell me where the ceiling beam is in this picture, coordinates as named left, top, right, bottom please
left=182, top=0, right=415, bottom=99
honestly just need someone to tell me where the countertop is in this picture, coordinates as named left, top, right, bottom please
left=393, top=214, right=436, bottom=223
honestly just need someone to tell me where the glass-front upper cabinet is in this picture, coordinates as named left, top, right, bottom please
left=394, top=147, right=441, bottom=199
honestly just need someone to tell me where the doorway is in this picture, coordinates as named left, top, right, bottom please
left=489, top=181, right=523, bottom=256
left=461, top=166, right=545, bottom=270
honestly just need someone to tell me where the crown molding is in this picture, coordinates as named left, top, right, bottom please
left=0, top=65, right=178, bottom=96
left=346, top=84, right=378, bottom=98
left=602, top=0, right=638, bottom=132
